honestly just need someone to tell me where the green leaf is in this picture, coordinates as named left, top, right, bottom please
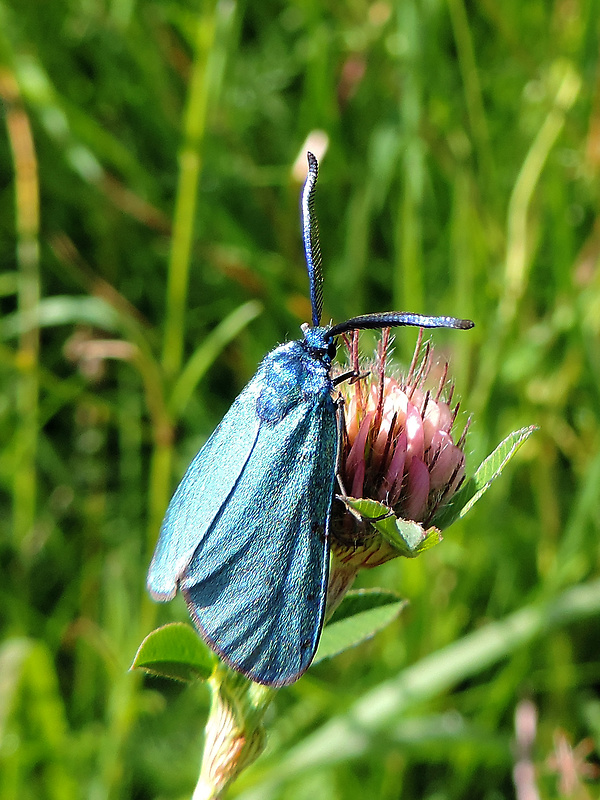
left=314, top=589, right=407, bottom=665
left=342, top=497, right=442, bottom=558
left=130, top=623, right=214, bottom=683
left=0, top=295, right=121, bottom=339
left=432, top=425, right=538, bottom=530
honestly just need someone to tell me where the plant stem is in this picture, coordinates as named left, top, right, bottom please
left=193, top=667, right=274, bottom=800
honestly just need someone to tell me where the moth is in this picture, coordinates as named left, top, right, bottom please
left=147, top=153, right=473, bottom=686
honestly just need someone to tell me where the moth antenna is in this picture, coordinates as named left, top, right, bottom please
left=301, top=152, right=324, bottom=327
left=328, top=312, right=474, bottom=338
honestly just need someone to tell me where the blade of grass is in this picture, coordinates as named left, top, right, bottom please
left=394, top=0, right=424, bottom=315
left=471, top=60, right=581, bottom=414
left=447, top=0, right=494, bottom=189
left=0, top=67, right=40, bottom=548
left=161, top=0, right=219, bottom=382
left=169, top=299, right=262, bottom=418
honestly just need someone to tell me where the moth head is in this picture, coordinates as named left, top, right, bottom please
left=301, top=323, right=337, bottom=362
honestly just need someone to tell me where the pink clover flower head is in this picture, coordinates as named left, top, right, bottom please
left=330, top=328, right=470, bottom=570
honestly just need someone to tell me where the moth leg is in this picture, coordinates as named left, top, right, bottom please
left=332, top=395, right=364, bottom=524
left=332, top=368, right=369, bottom=387
left=332, top=393, right=394, bottom=524
left=331, top=367, right=369, bottom=506
left=333, top=395, right=349, bottom=497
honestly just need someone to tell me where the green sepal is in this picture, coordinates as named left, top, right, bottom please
left=342, top=496, right=442, bottom=558
left=130, top=622, right=214, bottom=683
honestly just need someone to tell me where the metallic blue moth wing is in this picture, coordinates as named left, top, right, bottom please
left=147, top=381, right=262, bottom=601
left=148, top=338, right=337, bottom=686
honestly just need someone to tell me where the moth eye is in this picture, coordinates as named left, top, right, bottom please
left=327, top=340, right=337, bottom=360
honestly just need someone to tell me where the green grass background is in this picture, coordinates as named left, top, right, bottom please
left=1, top=0, right=600, bottom=798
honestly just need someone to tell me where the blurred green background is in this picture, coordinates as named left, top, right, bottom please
left=2, top=0, right=600, bottom=798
